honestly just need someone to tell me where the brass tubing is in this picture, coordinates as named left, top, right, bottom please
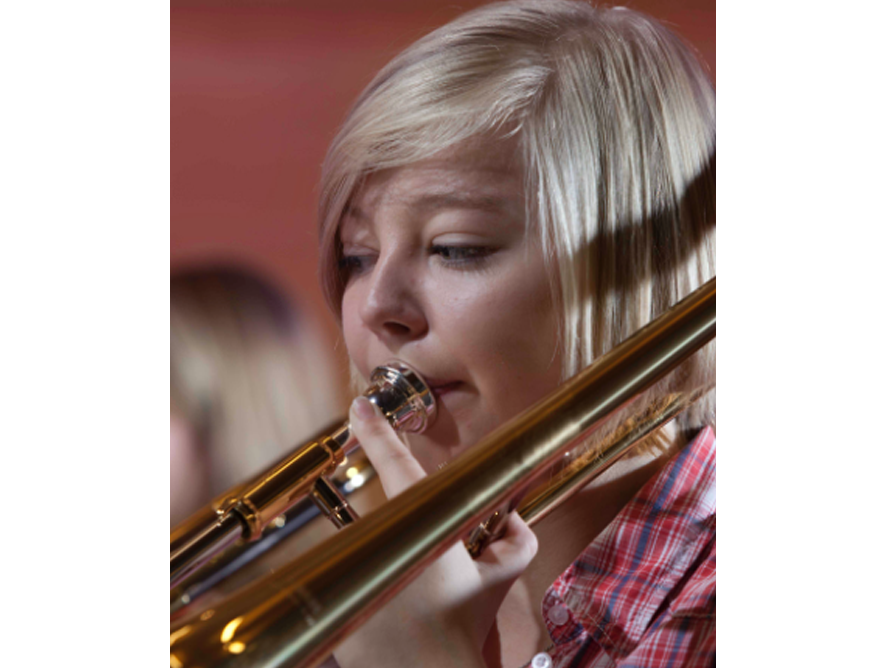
left=171, top=457, right=377, bottom=617
left=170, top=486, right=243, bottom=555
left=517, top=391, right=696, bottom=527
left=170, top=362, right=435, bottom=585
left=232, top=438, right=343, bottom=539
left=169, top=278, right=715, bottom=668
left=169, top=440, right=339, bottom=585
left=170, top=513, right=244, bottom=587
left=465, top=391, right=698, bottom=557
left=310, top=477, right=360, bottom=529
left=171, top=499, right=320, bottom=617
left=169, top=421, right=338, bottom=555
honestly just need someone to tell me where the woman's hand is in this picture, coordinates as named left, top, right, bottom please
left=332, top=396, right=538, bottom=668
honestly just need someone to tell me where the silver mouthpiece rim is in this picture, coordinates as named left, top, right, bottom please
left=366, top=361, right=437, bottom=434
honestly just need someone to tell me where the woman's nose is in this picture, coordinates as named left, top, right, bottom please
left=359, top=255, right=428, bottom=344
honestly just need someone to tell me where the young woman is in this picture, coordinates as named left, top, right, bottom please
left=317, top=1, right=715, bottom=666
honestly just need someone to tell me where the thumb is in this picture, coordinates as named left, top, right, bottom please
left=349, top=396, right=427, bottom=498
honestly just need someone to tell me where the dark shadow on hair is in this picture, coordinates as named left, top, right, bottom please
left=569, top=147, right=715, bottom=354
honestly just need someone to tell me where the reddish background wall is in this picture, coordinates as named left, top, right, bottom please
left=171, top=0, right=715, bottom=365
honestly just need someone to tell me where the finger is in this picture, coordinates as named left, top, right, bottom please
left=350, top=396, right=427, bottom=498
left=475, top=512, right=538, bottom=587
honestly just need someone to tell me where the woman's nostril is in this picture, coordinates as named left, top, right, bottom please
left=385, top=322, right=412, bottom=337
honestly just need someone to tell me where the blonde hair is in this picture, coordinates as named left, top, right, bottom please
left=171, top=266, right=345, bottom=496
left=318, top=0, right=715, bottom=440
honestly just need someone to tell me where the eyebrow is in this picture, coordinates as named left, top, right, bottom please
left=344, top=191, right=520, bottom=222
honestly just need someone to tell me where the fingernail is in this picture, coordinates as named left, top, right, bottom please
left=353, top=396, right=380, bottom=420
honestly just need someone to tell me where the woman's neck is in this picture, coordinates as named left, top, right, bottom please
left=529, top=442, right=679, bottom=586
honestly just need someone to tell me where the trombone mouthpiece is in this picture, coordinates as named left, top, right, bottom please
left=367, top=361, right=437, bottom=434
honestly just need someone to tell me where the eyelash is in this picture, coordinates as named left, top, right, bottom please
left=429, top=245, right=494, bottom=265
left=338, top=245, right=494, bottom=278
left=337, top=255, right=372, bottom=277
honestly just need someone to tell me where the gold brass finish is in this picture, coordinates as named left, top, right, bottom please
left=170, top=361, right=436, bottom=586
left=232, top=435, right=344, bottom=539
left=170, top=455, right=377, bottom=617
left=516, top=391, right=697, bottom=526
left=309, top=477, right=359, bottom=529
left=170, top=482, right=247, bottom=555
left=169, top=278, right=715, bottom=668
left=465, top=508, right=507, bottom=558
left=463, top=392, right=696, bottom=557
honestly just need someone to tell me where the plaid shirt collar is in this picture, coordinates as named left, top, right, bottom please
left=541, top=426, right=716, bottom=664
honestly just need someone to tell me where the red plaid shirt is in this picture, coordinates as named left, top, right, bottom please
left=537, top=427, right=716, bottom=668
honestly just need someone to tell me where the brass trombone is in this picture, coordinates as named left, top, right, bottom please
left=170, top=452, right=378, bottom=616
left=170, top=362, right=436, bottom=590
left=170, top=277, right=715, bottom=668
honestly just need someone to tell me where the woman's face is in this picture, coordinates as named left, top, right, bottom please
left=338, top=139, right=562, bottom=472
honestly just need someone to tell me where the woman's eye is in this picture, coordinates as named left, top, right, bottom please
left=338, top=254, right=374, bottom=278
left=430, top=245, right=494, bottom=265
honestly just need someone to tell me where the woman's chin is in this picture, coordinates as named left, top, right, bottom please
left=405, top=397, right=499, bottom=472
left=406, top=428, right=471, bottom=473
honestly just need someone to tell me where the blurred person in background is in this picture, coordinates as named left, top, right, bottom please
left=170, top=265, right=346, bottom=527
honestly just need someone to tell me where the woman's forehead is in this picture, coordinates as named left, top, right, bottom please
left=345, top=137, right=525, bottom=223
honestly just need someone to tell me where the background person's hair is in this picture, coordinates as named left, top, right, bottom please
left=318, top=0, right=714, bottom=442
left=171, top=266, right=345, bottom=519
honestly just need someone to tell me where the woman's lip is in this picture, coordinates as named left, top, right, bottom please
left=428, top=381, right=462, bottom=397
